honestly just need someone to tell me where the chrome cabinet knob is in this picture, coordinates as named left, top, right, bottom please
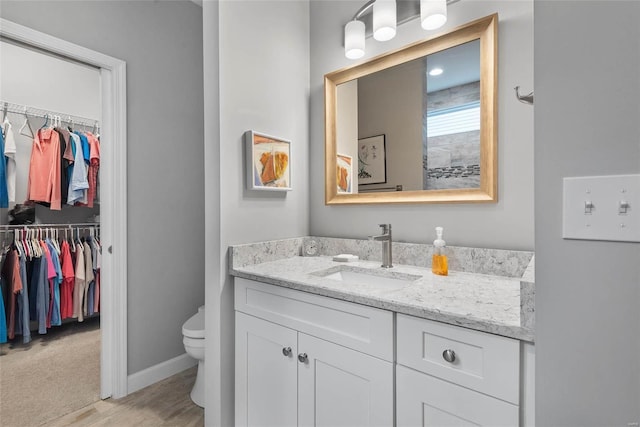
left=282, top=347, right=292, bottom=357
left=442, top=349, right=456, bottom=363
left=297, top=353, right=308, bottom=363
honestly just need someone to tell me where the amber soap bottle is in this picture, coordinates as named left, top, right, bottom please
left=432, top=227, right=448, bottom=276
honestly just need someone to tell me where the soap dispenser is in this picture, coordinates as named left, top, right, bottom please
left=432, top=226, right=448, bottom=276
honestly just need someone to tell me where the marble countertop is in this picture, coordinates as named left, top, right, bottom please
left=230, top=249, right=534, bottom=342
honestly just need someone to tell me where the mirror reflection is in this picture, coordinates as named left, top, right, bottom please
left=326, top=14, right=497, bottom=205
left=337, top=40, right=480, bottom=193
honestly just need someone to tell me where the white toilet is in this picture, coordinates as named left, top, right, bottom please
left=182, top=305, right=205, bottom=407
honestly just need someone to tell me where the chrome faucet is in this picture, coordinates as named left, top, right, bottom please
left=369, top=224, right=393, bottom=268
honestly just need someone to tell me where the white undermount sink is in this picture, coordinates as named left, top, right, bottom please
left=314, top=266, right=421, bottom=290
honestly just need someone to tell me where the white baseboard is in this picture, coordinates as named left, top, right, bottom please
left=127, top=352, right=198, bottom=395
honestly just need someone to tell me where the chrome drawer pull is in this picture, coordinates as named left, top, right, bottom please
left=442, top=349, right=456, bottom=363
left=298, top=353, right=308, bottom=363
left=282, top=347, right=292, bottom=357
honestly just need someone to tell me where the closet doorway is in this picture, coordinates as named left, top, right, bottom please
left=0, top=18, right=128, bottom=405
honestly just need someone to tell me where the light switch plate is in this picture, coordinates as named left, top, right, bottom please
left=563, top=174, right=640, bottom=242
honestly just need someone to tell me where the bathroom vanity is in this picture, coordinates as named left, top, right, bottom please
left=231, top=237, right=535, bottom=426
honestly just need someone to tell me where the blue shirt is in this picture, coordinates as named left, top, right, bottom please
left=67, top=133, right=89, bottom=205
left=75, top=131, right=90, bottom=164
left=0, top=277, right=7, bottom=343
left=30, top=256, right=49, bottom=335
left=0, top=129, right=8, bottom=208
left=47, top=241, right=63, bottom=326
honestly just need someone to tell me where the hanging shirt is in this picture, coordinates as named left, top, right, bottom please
left=76, top=132, right=90, bottom=165
left=0, top=277, right=7, bottom=344
left=67, top=133, right=88, bottom=205
left=63, top=130, right=75, bottom=192
left=47, top=240, right=63, bottom=326
left=94, top=269, right=100, bottom=314
left=85, top=132, right=100, bottom=208
left=27, top=128, right=62, bottom=210
left=1, top=248, right=23, bottom=340
left=28, top=253, right=49, bottom=335
left=60, top=240, right=75, bottom=320
left=83, top=241, right=94, bottom=317
left=0, top=128, right=8, bottom=208
left=54, top=127, right=70, bottom=205
left=17, top=254, right=31, bottom=343
left=3, top=118, right=17, bottom=203
left=41, top=242, right=56, bottom=329
left=72, top=242, right=86, bottom=322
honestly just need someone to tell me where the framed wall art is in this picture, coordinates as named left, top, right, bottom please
left=336, top=153, right=353, bottom=194
left=245, top=130, right=292, bottom=191
left=358, top=134, right=386, bottom=185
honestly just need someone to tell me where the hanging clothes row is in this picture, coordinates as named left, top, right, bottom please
left=0, top=225, right=101, bottom=344
left=1, top=101, right=101, bottom=210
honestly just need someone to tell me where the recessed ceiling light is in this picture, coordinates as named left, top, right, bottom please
left=429, top=67, right=443, bottom=76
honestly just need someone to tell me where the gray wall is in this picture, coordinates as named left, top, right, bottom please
left=535, top=1, right=640, bottom=424
left=202, top=1, right=221, bottom=425
left=358, top=60, right=424, bottom=191
left=310, top=1, right=534, bottom=250
left=0, top=1, right=205, bottom=375
left=204, top=1, right=310, bottom=425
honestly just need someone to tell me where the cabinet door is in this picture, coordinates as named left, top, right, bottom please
left=298, top=333, right=393, bottom=427
left=235, top=312, right=298, bottom=427
left=396, top=365, right=519, bottom=427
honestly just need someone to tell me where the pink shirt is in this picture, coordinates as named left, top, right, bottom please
left=27, top=128, right=62, bottom=210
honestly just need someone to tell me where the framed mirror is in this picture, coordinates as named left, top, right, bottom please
left=325, top=14, right=497, bottom=205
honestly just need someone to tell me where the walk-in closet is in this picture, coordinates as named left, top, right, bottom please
left=0, top=35, right=103, bottom=426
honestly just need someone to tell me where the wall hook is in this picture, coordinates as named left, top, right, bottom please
left=514, top=86, right=534, bottom=105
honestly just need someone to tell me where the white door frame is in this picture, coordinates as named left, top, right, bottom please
left=0, top=18, right=128, bottom=399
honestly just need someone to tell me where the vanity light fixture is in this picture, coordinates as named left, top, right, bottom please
left=428, top=67, right=444, bottom=76
left=373, top=0, right=397, bottom=41
left=344, top=0, right=457, bottom=59
left=421, top=0, right=447, bottom=30
left=345, top=20, right=366, bottom=59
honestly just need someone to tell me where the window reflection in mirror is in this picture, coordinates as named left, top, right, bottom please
left=424, top=39, right=480, bottom=190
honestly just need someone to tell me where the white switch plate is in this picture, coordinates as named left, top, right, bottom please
left=563, top=174, right=640, bottom=242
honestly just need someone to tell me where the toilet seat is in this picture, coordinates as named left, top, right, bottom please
left=182, top=310, right=205, bottom=339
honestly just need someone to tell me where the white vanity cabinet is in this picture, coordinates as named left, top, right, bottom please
left=234, top=276, right=531, bottom=426
left=235, top=278, right=394, bottom=427
left=396, top=314, right=520, bottom=426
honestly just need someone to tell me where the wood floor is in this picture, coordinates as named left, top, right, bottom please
left=45, top=367, right=204, bottom=426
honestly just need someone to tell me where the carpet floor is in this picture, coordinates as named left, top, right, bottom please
left=0, top=317, right=101, bottom=427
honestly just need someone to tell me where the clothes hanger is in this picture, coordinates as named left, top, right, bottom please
left=40, top=113, right=50, bottom=129
left=64, top=226, right=76, bottom=253
left=20, top=229, right=29, bottom=259
left=52, top=228, right=61, bottom=254
left=2, top=105, right=10, bottom=128
left=54, top=228, right=61, bottom=253
left=14, top=230, right=23, bottom=257
left=25, top=228, right=34, bottom=258
left=93, top=121, right=100, bottom=139
left=36, top=228, right=44, bottom=258
left=19, top=107, right=35, bottom=138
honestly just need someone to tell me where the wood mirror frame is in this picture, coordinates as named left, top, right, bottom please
left=325, top=14, right=497, bottom=205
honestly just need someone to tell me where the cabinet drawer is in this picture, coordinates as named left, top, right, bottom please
left=235, top=278, right=393, bottom=361
left=397, top=314, right=519, bottom=404
left=396, top=365, right=519, bottom=426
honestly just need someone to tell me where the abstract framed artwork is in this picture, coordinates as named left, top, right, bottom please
left=336, top=153, right=353, bottom=194
left=358, top=134, right=386, bottom=185
left=245, top=130, right=292, bottom=191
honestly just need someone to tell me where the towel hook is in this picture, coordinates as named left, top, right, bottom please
left=515, top=86, right=534, bottom=105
